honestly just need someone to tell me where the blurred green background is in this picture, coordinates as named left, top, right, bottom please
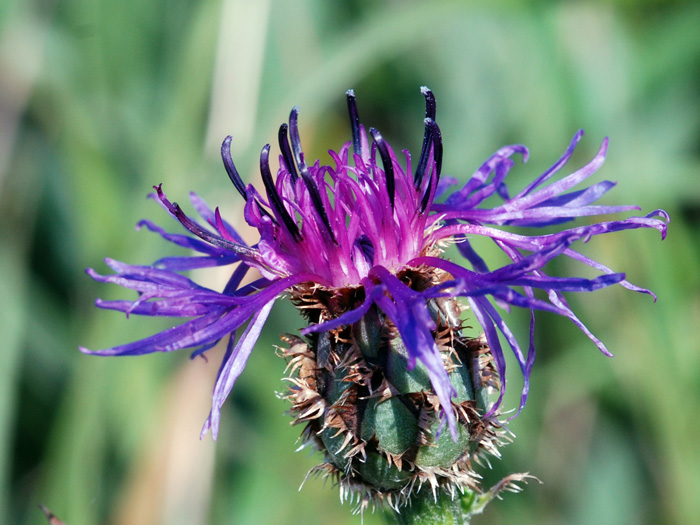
left=2, top=0, right=699, bottom=523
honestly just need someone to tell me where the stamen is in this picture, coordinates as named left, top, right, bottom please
left=260, top=144, right=302, bottom=241
left=356, top=235, right=375, bottom=263
left=221, top=136, right=248, bottom=200
left=287, top=106, right=337, bottom=245
left=421, top=86, right=436, bottom=121
left=346, top=89, right=362, bottom=158
left=300, top=169, right=338, bottom=245
left=420, top=118, right=443, bottom=212
left=288, top=106, right=306, bottom=172
left=222, top=136, right=275, bottom=223
left=369, top=127, right=396, bottom=209
left=278, top=123, right=299, bottom=183
left=426, top=117, right=443, bottom=176
left=414, top=124, right=432, bottom=188
left=414, top=87, right=437, bottom=188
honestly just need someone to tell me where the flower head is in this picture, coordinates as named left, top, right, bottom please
left=83, top=88, right=668, bottom=448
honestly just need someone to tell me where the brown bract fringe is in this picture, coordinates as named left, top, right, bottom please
left=278, top=266, right=512, bottom=514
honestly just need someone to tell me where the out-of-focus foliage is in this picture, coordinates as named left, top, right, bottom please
left=2, top=0, right=699, bottom=523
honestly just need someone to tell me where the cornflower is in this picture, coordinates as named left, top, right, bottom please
left=83, top=88, right=668, bottom=513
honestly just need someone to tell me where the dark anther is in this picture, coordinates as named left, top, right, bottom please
left=300, top=169, right=338, bottom=245
left=370, top=127, right=396, bottom=210
left=287, top=105, right=337, bottom=245
left=426, top=117, right=443, bottom=176
left=419, top=118, right=444, bottom=212
left=414, top=124, right=432, bottom=188
left=278, top=123, right=299, bottom=184
left=288, top=106, right=307, bottom=173
left=421, top=86, right=436, bottom=121
left=413, top=87, right=437, bottom=187
left=221, top=136, right=248, bottom=200
left=346, top=89, right=362, bottom=158
left=260, top=144, right=302, bottom=241
left=356, top=235, right=375, bottom=264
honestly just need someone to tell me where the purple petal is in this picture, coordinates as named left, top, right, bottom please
left=136, top=219, right=236, bottom=258
left=201, top=299, right=275, bottom=439
left=189, top=192, right=248, bottom=246
left=370, top=266, right=458, bottom=440
left=514, top=129, right=584, bottom=199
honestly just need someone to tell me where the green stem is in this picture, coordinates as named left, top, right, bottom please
left=387, top=490, right=471, bottom=525
left=386, top=486, right=505, bottom=524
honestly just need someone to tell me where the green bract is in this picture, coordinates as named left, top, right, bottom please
left=282, top=282, right=506, bottom=513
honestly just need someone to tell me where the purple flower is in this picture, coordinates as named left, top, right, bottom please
left=82, top=88, right=668, bottom=440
